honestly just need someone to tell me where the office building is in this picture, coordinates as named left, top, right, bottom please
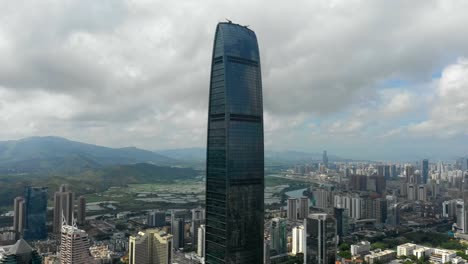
left=270, top=218, right=287, bottom=256
left=407, top=184, right=417, bottom=201
left=291, top=225, right=305, bottom=255
left=13, top=197, right=25, bottom=240
left=305, top=213, right=337, bottom=264
left=191, top=208, right=205, bottom=251
left=0, top=239, right=42, bottom=264
left=364, top=249, right=396, bottom=264
left=405, top=164, right=415, bottom=183
left=53, top=184, right=74, bottom=234
left=147, top=211, right=166, bottom=228
left=374, top=198, right=387, bottom=224
left=60, top=222, right=91, bottom=264
left=313, top=189, right=332, bottom=210
left=172, top=218, right=184, bottom=250
left=422, top=159, right=429, bottom=184
left=197, top=225, right=206, bottom=259
left=386, top=204, right=401, bottom=227
left=77, top=196, right=86, bottom=226
left=298, top=197, right=309, bottom=219
left=351, top=241, right=371, bottom=256
left=350, top=175, right=367, bottom=191
left=288, top=198, right=298, bottom=221
left=205, top=21, right=264, bottom=264
left=129, top=229, right=173, bottom=264
left=23, top=186, right=48, bottom=241
left=418, top=185, right=427, bottom=201
left=333, top=207, right=348, bottom=242
left=323, top=151, right=329, bottom=168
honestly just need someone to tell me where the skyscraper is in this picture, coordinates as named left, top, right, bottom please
left=422, top=159, right=429, bottom=184
left=288, top=198, right=298, bottom=221
left=299, top=197, right=309, bottom=219
left=304, top=213, right=337, bottom=264
left=323, top=151, right=329, bottom=168
left=23, top=186, right=48, bottom=241
left=198, top=225, right=206, bottom=259
left=77, top=196, right=86, bottom=226
left=205, top=21, right=264, bottom=264
left=147, top=211, right=166, bottom=228
left=191, top=207, right=205, bottom=251
left=13, top=197, right=25, bottom=240
left=172, top=218, right=185, bottom=250
left=270, top=218, right=287, bottom=256
left=60, top=221, right=91, bottom=264
left=291, top=225, right=305, bottom=255
left=53, top=185, right=74, bottom=234
left=129, top=229, right=173, bottom=264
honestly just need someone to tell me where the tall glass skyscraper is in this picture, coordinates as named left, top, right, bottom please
left=205, top=22, right=264, bottom=264
left=23, top=186, right=48, bottom=240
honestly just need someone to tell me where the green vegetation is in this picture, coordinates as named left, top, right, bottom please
left=0, top=163, right=198, bottom=207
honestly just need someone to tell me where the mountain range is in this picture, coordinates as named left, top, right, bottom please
left=0, top=136, right=174, bottom=174
left=0, top=136, right=350, bottom=174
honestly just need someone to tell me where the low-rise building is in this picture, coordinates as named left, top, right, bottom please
left=350, top=241, right=371, bottom=256
left=397, top=243, right=458, bottom=264
left=364, top=249, right=396, bottom=264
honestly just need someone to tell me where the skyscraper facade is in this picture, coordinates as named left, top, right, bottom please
left=13, top=197, right=25, bottom=240
left=305, top=213, right=337, bottom=264
left=205, top=22, right=264, bottom=264
left=129, top=229, right=173, bottom=264
left=53, top=185, right=74, bottom=234
left=323, top=151, right=329, bottom=168
left=422, top=159, right=429, bottom=184
left=172, top=218, right=185, bottom=250
left=299, top=197, right=309, bottom=219
left=23, top=186, right=48, bottom=241
left=77, top=196, right=86, bottom=226
left=287, top=198, right=298, bottom=221
left=60, top=222, right=91, bottom=264
left=270, top=218, right=287, bottom=256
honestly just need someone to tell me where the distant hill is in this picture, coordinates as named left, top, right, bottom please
left=156, top=147, right=350, bottom=165
left=0, top=136, right=175, bottom=174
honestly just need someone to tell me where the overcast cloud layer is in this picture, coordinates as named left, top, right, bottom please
left=1, top=0, right=468, bottom=161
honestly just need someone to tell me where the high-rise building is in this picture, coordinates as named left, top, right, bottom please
left=418, top=185, right=427, bottom=201
left=13, top=197, right=25, bottom=240
left=205, top=21, right=264, bottom=264
left=422, top=159, right=429, bottom=184
left=291, top=225, right=305, bottom=255
left=313, top=189, right=333, bottom=210
left=288, top=198, right=298, bottom=221
left=404, top=165, right=415, bottom=183
left=191, top=208, right=205, bottom=251
left=407, top=184, right=418, bottom=201
left=350, top=175, right=367, bottom=191
left=298, top=197, right=309, bottom=219
left=386, top=204, right=401, bottom=227
left=333, top=207, right=348, bottom=242
left=77, top=196, right=86, bottom=226
left=53, top=184, right=74, bottom=234
left=270, top=218, right=287, bottom=256
left=129, top=229, right=173, bottom=264
left=323, top=151, right=329, bottom=168
left=60, top=221, right=91, bottom=264
left=23, top=186, right=48, bottom=241
left=147, top=211, right=166, bottom=228
left=172, top=218, right=184, bottom=250
left=305, top=213, right=337, bottom=264
left=374, top=198, right=387, bottom=224
left=389, top=165, right=398, bottom=178
left=197, top=225, right=206, bottom=259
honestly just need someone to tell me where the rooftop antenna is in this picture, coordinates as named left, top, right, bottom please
left=225, top=18, right=232, bottom=23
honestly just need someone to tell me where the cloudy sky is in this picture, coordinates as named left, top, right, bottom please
left=1, top=0, right=467, bottom=161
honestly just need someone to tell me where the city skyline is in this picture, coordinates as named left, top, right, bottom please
left=0, top=1, right=467, bottom=161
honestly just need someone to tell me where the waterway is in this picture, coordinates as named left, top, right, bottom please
left=285, top=188, right=307, bottom=199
